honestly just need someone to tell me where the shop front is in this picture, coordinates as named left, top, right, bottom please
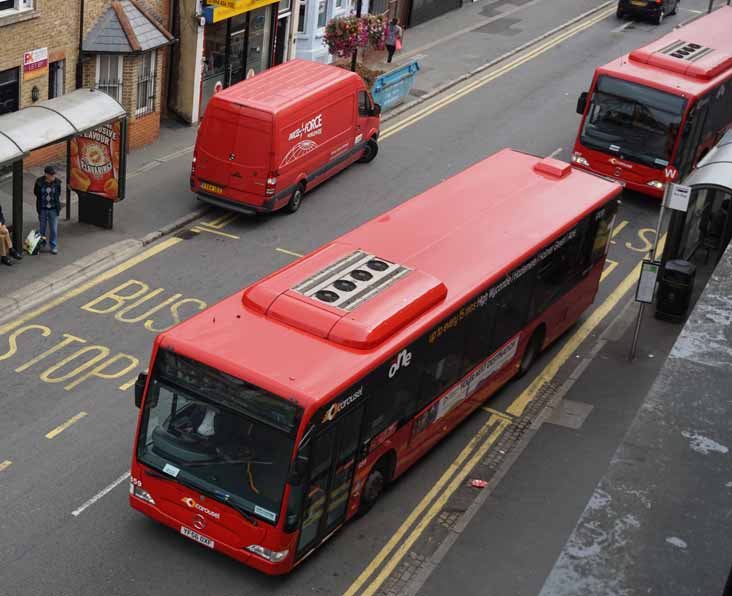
left=201, top=0, right=279, bottom=117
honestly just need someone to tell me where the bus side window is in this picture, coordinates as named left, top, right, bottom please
left=529, top=228, right=583, bottom=318
left=463, top=300, right=496, bottom=373
left=702, top=82, right=732, bottom=143
left=363, top=367, right=419, bottom=443
left=493, top=274, right=533, bottom=351
left=418, top=322, right=466, bottom=408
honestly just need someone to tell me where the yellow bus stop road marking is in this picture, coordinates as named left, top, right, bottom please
left=190, top=226, right=240, bottom=240
left=0, top=460, right=12, bottom=472
left=46, top=412, right=88, bottom=439
left=0, top=237, right=182, bottom=337
left=347, top=236, right=664, bottom=595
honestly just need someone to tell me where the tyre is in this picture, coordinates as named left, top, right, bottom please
left=517, top=329, right=543, bottom=378
left=284, top=183, right=305, bottom=214
left=655, top=8, right=664, bottom=24
left=360, top=463, right=387, bottom=513
left=358, top=139, right=379, bottom=164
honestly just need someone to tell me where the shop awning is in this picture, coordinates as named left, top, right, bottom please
left=0, top=88, right=126, bottom=168
left=203, top=0, right=279, bottom=24
left=684, top=129, right=732, bottom=194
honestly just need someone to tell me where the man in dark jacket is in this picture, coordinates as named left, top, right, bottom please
left=34, top=165, right=62, bottom=254
left=0, top=203, right=23, bottom=266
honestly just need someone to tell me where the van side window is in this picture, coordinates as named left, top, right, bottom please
left=358, top=91, right=370, bottom=117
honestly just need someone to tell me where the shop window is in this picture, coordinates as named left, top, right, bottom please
left=96, top=55, right=123, bottom=103
left=0, top=66, right=19, bottom=114
left=48, top=60, right=65, bottom=99
left=136, top=51, right=156, bottom=116
left=317, top=0, right=329, bottom=28
left=279, top=0, right=291, bottom=11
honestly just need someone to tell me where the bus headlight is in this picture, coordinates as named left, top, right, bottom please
left=246, top=544, right=289, bottom=563
left=647, top=180, right=664, bottom=190
left=571, top=152, right=589, bottom=167
left=130, top=484, right=156, bottom=505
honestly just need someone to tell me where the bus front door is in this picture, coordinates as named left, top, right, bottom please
left=295, top=406, right=364, bottom=558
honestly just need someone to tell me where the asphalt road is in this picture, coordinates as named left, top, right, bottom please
left=0, top=1, right=713, bottom=594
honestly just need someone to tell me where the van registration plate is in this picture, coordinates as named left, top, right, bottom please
left=181, top=526, right=214, bottom=548
left=201, top=182, right=223, bottom=194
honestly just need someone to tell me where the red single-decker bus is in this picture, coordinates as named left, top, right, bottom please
left=130, top=149, right=621, bottom=574
left=572, top=6, right=732, bottom=198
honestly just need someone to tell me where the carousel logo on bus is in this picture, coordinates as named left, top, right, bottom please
left=388, top=349, right=412, bottom=378
left=322, top=385, right=364, bottom=423
left=181, top=497, right=221, bottom=519
left=288, top=113, right=323, bottom=141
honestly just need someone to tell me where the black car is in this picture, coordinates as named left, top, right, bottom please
left=616, top=0, right=679, bottom=24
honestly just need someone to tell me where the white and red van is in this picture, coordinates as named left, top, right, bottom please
left=191, top=59, right=381, bottom=214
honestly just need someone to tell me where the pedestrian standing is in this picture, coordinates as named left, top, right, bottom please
left=34, top=165, right=62, bottom=254
left=385, top=18, right=403, bottom=64
left=0, top=203, right=23, bottom=266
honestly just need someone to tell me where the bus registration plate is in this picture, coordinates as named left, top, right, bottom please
left=181, top=526, right=214, bottom=549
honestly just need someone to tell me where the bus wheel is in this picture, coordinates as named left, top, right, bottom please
left=284, top=183, right=305, bottom=214
left=358, top=139, right=379, bottom=164
left=360, top=463, right=387, bottom=513
left=518, top=329, right=543, bottom=378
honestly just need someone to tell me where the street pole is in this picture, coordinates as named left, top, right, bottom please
left=629, top=172, right=673, bottom=361
left=351, top=0, right=363, bottom=72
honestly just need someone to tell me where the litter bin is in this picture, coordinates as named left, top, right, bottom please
left=655, top=259, right=696, bottom=322
left=371, top=60, right=421, bottom=113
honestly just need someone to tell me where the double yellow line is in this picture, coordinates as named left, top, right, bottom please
left=380, top=5, right=616, bottom=141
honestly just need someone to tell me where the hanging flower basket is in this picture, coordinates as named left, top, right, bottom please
left=323, top=13, right=387, bottom=58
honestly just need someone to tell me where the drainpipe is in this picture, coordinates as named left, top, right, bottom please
left=76, top=0, right=86, bottom=88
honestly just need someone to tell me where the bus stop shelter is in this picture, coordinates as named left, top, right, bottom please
left=0, top=88, right=127, bottom=250
left=663, top=129, right=732, bottom=266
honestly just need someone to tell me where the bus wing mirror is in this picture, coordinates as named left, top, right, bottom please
left=134, top=372, right=148, bottom=409
left=576, top=92, right=588, bottom=115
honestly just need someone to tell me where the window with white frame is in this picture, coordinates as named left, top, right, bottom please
left=96, top=55, right=123, bottom=103
left=335, top=0, right=344, bottom=10
left=317, top=0, right=328, bottom=28
left=297, top=0, right=306, bottom=32
left=136, top=51, right=156, bottom=116
left=0, top=0, right=34, bottom=13
left=279, top=0, right=291, bottom=11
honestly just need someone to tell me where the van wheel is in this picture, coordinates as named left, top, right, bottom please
left=284, top=184, right=305, bottom=214
left=616, top=6, right=624, bottom=18
left=517, top=329, right=543, bottom=378
left=358, top=140, right=379, bottom=164
left=360, top=461, right=388, bottom=514
left=654, top=8, right=664, bottom=24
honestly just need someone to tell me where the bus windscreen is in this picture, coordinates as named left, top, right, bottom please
left=136, top=350, right=300, bottom=524
left=580, top=75, right=687, bottom=168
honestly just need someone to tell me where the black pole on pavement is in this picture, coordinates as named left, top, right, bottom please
left=12, top=160, right=23, bottom=251
left=65, top=139, right=72, bottom=220
left=351, top=0, right=363, bottom=72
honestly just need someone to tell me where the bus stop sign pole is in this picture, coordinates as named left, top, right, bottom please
left=629, top=166, right=676, bottom=361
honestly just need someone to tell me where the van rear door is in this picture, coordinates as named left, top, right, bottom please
left=196, top=100, right=240, bottom=189
left=227, top=107, right=273, bottom=200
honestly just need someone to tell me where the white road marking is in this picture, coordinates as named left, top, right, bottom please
left=72, top=471, right=130, bottom=517
left=611, top=21, right=633, bottom=33
left=548, top=147, right=563, bottom=159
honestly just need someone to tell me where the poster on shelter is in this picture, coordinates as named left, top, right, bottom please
left=69, top=122, right=121, bottom=200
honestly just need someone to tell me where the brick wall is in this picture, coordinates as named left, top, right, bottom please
left=0, top=0, right=80, bottom=109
